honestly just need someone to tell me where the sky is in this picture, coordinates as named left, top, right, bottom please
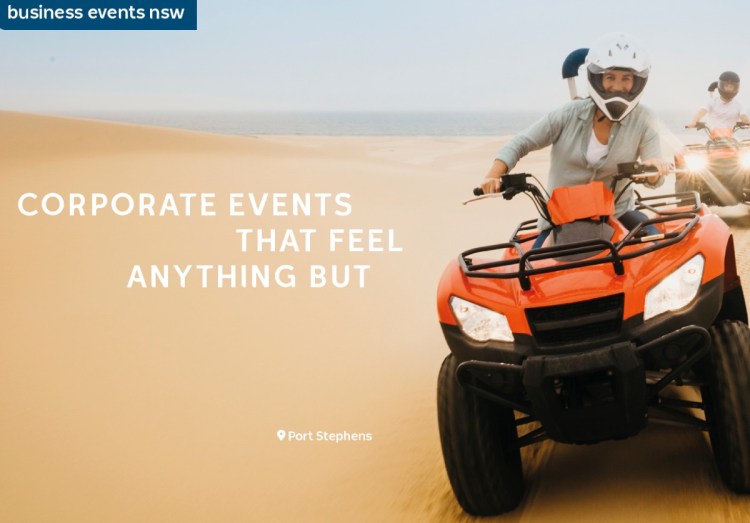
left=2, top=0, right=750, bottom=112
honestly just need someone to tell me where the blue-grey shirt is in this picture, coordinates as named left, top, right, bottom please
left=496, top=99, right=664, bottom=224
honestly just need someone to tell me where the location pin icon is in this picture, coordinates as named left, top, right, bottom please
left=277, top=429, right=286, bottom=441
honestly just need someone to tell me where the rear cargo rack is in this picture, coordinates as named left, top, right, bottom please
left=461, top=198, right=700, bottom=291
left=634, top=191, right=701, bottom=215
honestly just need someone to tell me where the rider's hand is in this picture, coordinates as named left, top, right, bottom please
left=641, top=158, right=670, bottom=184
left=481, top=177, right=502, bottom=194
left=481, top=159, right=509, bottom=194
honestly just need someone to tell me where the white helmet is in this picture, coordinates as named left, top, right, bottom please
left=585, top=32, right=651, bottom=121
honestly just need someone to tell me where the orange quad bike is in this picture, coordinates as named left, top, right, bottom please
left=675, top=121, right=750, bottom=207
left=436, top=164, right=750, bottom=516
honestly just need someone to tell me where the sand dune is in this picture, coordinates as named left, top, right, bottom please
left=2, top=112, right=749, bottom=522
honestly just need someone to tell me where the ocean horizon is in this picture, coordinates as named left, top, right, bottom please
left=51, top=109, right=702, bottom=140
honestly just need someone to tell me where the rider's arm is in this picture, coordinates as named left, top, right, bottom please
left=482, top=103, right=573, bottom=193
left=688, top=108, right=708, bottom=127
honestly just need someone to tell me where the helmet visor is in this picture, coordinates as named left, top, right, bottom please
left=587, top=67, right=648, bottom=102
left=719, top=80, right=739, bottom=99
left=588, top=64, right=649, bottom=78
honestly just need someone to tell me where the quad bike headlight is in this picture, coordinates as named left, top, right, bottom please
left=740, top=151, right=750, bottom=169
left=684, top=154, right=707, bottom=171
left=449, top=296, right=514, bottom=342
left=644, top=254, right=704, bottom=321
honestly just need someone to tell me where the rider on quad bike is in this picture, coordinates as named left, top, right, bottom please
left=677, top=72, right=750, bottom=206
left=482, top=32, right=670, bottom=247
left=437, top=36, right=750, bottom=517
left=687, top=71, right=750, bottom=131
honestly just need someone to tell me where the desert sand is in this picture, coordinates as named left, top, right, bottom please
left=2, top=111, right=750, bottom=522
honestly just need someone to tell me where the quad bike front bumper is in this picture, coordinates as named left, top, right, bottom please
left=454, top=326, right=709, bottom=444
left=440, top=278, right=723, bottom=445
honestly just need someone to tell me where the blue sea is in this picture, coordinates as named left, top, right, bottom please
left=59, top=109, right=695, bottom=138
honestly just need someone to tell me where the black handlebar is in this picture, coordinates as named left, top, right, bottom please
left=616, top=161, right=658, bottom=176
left=471, top=166, right=657, bottom=225
left=472, top=185, right=523, bottom=200
left=473, top=173, right=534, bottom=197
left=687, top=121, right=749, bottom=132
left=471, top=173, right=552, bottom=222
left=476, top=166, right=656, bottom=199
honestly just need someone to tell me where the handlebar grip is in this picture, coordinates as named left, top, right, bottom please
left=616, top=161, right=660, bottom=176
left=473, top=187, right=484, bottom=196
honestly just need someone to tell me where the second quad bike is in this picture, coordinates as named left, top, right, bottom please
left=675, top=121, right=750, bottom=207
left=436, top=164, right=750, bottom=516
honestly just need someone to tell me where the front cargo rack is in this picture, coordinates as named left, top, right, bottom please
left=460, top=193, right=701, bottom=291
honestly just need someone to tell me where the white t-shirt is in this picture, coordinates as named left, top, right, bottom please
left=586, top=129, right=608, bottom=168
left=702, top=97, right=747, bottom=130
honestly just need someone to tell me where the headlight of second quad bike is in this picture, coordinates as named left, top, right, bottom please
left=644, top=254, right=705, bottom=320
left=684, top=154, right=707, bottom=171
left=449, top=296, right=514, bottom=342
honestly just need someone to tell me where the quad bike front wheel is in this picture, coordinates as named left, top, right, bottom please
left=701, top=320, right=750, bottom=492
left=437, top=354, right=524, bottom=516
